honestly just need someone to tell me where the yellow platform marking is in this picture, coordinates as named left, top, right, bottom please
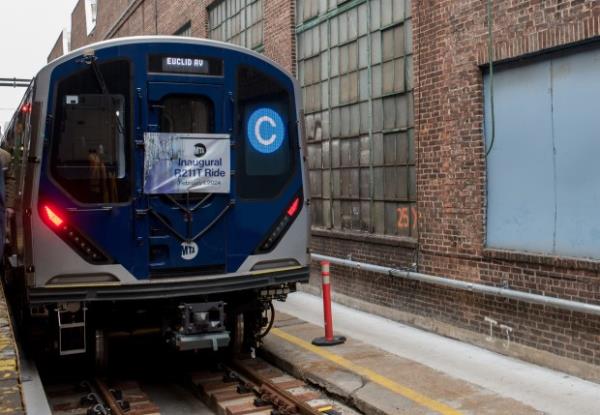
left=271, top=328, right=463, bottom=415
left=0, top=358, right=16, bottom=372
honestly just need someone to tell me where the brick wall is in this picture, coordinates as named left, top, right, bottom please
left=409, top=0, right=600, bottom=371
left=95, top=0, right=129, bottom=40
left=263, top=0, right=296, bottom=75
left=307, top=0, right=600, bottom=380
left=69, top=0, right=87, bottom=50
left=67, top=0, right=294, bottom=73
left=47, top=33, right=64, bottom=63
left=55, top=0, right=600, bottom=379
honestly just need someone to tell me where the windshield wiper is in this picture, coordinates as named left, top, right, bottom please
left=90, top=59, right=110, bottom=95
left=79, top=54, right=124, bottom=134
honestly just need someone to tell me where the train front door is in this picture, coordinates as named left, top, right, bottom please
left=139, top=82, right=232, bottom=278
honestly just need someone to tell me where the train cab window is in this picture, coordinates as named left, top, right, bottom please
left=237, top=66, right=295, bottom=198
left=50, top=60, right=131, bottom=204
left=158, top=96, right=214, bottom=133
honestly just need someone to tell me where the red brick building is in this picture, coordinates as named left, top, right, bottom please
left=48, top=0, right=295, bottom=74
left=48, top=0, right=600, bottom=381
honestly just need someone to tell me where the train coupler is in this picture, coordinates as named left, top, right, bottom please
left=167, top=301, right=230, bottom=351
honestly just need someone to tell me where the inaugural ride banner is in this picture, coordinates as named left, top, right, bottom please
left=143, top=133, right=230, bottom=194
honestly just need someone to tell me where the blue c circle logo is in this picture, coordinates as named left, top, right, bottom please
left=247, top=108, right=285, bottom=154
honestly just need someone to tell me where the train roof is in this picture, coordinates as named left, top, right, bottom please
left=43, top=35, right=295, bottom=82
left=5, top=36, right=300, bottom=146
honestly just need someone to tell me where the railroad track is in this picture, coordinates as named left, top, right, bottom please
left=43, top=356, right=349, bottom=415
left=46, top=378, right=160, bottom=415
left=191, top=357, right=345, bottom=415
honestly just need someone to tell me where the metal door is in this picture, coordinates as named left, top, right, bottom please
left=138, top=82, right=232, bottom=278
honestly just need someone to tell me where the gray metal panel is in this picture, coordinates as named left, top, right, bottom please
left=485, top=59, right=555, bottom=252
left=486, top=46, right=600, bottom=259
left=552, top=49, right=600, bottom=258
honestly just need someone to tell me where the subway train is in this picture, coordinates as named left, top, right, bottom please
left=0, top=36, right=310, bottom=358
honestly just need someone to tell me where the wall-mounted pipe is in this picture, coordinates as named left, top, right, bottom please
left=311, top=253, right=600, bottom=317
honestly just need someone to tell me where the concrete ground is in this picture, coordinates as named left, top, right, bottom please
left=263, top=292, right=600, bottom=415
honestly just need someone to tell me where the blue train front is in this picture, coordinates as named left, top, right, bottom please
left=5, top=37, right=310, bottom=356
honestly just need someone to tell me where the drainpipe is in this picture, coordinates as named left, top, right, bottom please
left=310, top=253, right=600, bottom=317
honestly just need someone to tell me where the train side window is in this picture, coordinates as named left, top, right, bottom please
left=50, top=60, right=131, bottom=204
left=236, top=66, right=296, bottom=198
left=159, top=96, right=214, bottom=133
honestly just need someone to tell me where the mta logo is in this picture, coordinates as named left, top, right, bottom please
left=194, top=143, right=207, bottom=157
left=181, top=241, right=199, bottom=260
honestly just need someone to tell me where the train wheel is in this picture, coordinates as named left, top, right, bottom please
left=228, top=313, right=244, bottom=357
left=94, top=329, right=109, bottom=372
left=257, top=301, right=275, bottom=340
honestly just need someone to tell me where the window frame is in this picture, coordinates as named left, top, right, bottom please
left=208, top=0, right=264, bottom=51
left=47, top=58, right=135, bottom=206
left=234, top=65, right=299, bottom=200
left=157, top=94, right=215, bottom=134
left=84, top=0, right=97, bottom=36
left=297, top=0, right=416, bottom=237
left=174, top=21, right=192, bottom=37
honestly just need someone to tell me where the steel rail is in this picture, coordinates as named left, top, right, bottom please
left=311, top=253, right=600, bottom=317
left=228, top=360, right=321, bottom=415
left=94, top=378, right=126, bottom=415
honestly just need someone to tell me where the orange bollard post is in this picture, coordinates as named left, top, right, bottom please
left=312, top=261, right=346, bottom=346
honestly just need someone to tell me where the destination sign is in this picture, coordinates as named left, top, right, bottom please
left=149, top=55, right=223, bottom=76
left=162, top=57, right=208, bottom=74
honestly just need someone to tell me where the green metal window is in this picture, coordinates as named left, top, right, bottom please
left=174, top=21, right=192, bottom=37
left=208, top=0, right=264, bottom=51
left=297, top=0, right=416, bottom=237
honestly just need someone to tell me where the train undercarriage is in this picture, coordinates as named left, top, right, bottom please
left=9, top=275, right=294, bottom=365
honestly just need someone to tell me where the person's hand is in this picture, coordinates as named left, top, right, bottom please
left=6, top=208, right=14, bottom=218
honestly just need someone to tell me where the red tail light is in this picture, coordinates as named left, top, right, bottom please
left=258, top=194, right=303, bottom=253
left=43, top=205, right=64, bottom=227
left=286, top=197, right=300, bottom=217
left=39, top=203, right=110, bottom=264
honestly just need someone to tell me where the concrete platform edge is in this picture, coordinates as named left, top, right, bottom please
left=298, top=283, right=600, bottom=383
left=19, top=355, right=51, bottom=415
left=259, top=345, right=392, bottom=415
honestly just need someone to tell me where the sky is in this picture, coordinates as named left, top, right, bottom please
left=0, top=0, right=78, bottom=133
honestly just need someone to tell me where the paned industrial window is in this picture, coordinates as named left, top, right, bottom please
left=208, top=0, right=264, bottom=51
left=174, top=21, right=192, bottom=37
left=485, top=46, right=600, bottom=260
left=297, top=0, right=416, bottom=237
left=84, top=0, right=97, bottom=36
